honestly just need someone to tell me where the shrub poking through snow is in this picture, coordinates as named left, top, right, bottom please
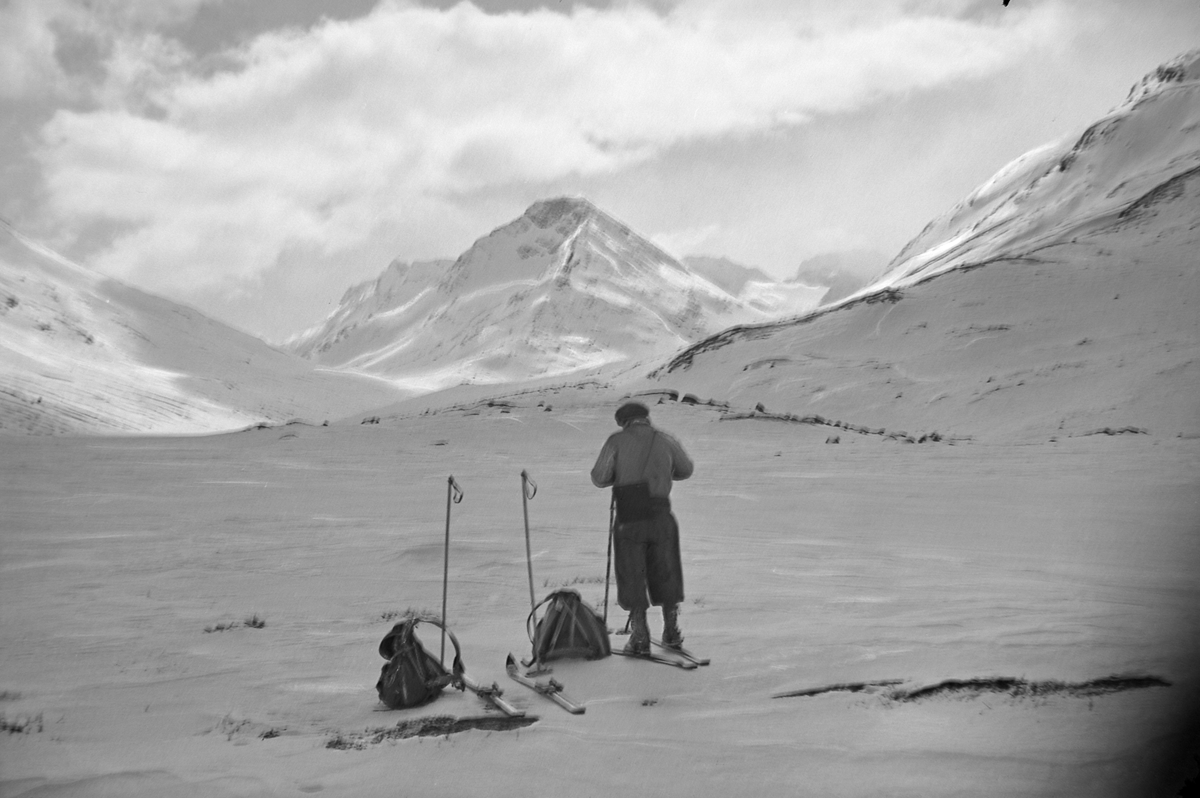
left=204, top=615, right=266, bottom=633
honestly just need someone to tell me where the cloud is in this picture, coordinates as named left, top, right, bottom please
left=0, top=0, right=215, bottom=99
left=0, top=2, right=69, bottom=98
left=33, top=0, right=1068, bottom=304
left=652, top=224, right=721, bottom=260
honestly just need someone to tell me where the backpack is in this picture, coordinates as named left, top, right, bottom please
left=528, top=589, right=612, bottom=663
left=376, top=617, right=463, bottom=710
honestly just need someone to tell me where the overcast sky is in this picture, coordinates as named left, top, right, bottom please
left=2, top=0, right=1198, bottom=342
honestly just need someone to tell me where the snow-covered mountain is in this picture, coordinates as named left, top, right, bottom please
left=287, top=198, right=821, bottom=390
left=873, top=49, right=1200, bottom=292
left=0, top=224, right=408, bottom=434
left=636, top=51, right=1200, bottom=441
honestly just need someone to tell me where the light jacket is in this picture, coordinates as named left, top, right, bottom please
left=590, top=418, right=694, bottom=499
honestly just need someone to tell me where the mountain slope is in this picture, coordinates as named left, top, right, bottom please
left=288, top=198, right=820, bottom=391
left=874, top=49, right=1200, bottom=291
left=0, top=224, right=408, bottom=434
left=635, top=53, right=1200, bottom=442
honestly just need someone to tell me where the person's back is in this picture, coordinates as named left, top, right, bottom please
left=591, top=402, right=694, bottom=654
left=590, top=416, right=693, bottom=498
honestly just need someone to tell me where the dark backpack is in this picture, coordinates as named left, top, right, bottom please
left=376, top=617, right=463, bottom=710
left=528, top=589, right=612, bottom=663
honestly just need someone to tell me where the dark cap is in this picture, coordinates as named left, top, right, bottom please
left=615, top=402, right=649, bottom=426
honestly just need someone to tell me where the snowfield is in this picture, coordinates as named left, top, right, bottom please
left=1, top=399, right=1197, bottom=797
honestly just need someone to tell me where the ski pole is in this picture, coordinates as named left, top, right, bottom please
left=520, top=470, right=538, bottom=614
left=521, top=470, right=551, bottom=674
left=603, top=496, right=615, bottom=627
left=441, top=475, right=463, bottom=666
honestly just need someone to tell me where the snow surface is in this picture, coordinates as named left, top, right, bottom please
left=2, top=400, right=1197, bottom=797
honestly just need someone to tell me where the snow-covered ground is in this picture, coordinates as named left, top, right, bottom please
left=2, top=398, right=1197, bottom=797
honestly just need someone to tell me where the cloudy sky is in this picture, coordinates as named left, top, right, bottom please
left=2, top=0, right=1198, bottom=342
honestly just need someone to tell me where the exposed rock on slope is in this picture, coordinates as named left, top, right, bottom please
left=0, top=224, right=408, bottom=434
left=288, top=198, right=820, bottom=391
left=640, top=53, right=1200, bottom=441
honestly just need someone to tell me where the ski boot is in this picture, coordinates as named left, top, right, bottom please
left=623, top=608, right=650, bottom=655
left=661, top=604, right=684, bottom=650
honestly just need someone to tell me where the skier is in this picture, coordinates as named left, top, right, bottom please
left=590, top=401, right=694, bottom=655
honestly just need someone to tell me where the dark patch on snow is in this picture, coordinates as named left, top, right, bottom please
left=626, top=389, right=679, bottom=402
left=888, top=674, right=1170, bottom=702
left=1, top=712, right=43, bottom=734
left=204, top=614, right=265, bottom=633
left=952, top=324, right=1012, bottom=337
left=775, top=674, right=1170, bottom=703
left=326, top=714, right=537, bottom=749
left=1073, top=426, right=1149, bottom=437
left=720, top=410, right=962, bottom=443
left=773, top=680, right=903, bottom=699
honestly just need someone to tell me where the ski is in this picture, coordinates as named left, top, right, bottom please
left=612, top=648, right=698, bottom=669
left=505, top=654, right=586, bottom=714
left=651, top=639, right=709, bottom=666
left=456, top=673, right=526, bottom=717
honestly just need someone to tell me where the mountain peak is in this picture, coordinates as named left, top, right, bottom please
left=524, top=196, right=600, bottom=228
left=288, top=197, right=821, bottom=390
left=1123, top=48, right=1200, bottom=106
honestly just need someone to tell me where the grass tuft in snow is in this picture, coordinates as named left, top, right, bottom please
left=203, top=614, right=266, bottom=633
left=378, top=607, right=438, bottom=623
left=2, top=712, right=44, bottom=734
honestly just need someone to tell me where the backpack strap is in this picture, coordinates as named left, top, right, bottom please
left=526, top=590, right=559, bottom=644
left=414, top=616, right=465, bottom=678
left=380, top=616, right=465, bottom=679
